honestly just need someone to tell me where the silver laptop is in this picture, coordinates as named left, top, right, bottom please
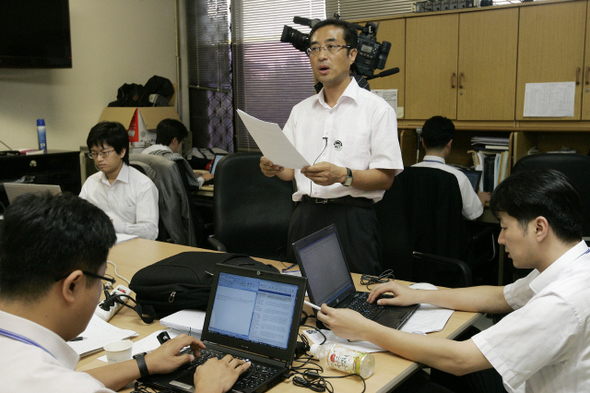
left=140, top=264, right=307, bottom=393
left=4, top=182, right=61, bottom=204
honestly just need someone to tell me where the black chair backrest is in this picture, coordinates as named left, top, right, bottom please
left=512, top=153, right=590, bottom=237
left=375, top=166, right=471, bottom=287
left=212, top=152, right=295, bottom=261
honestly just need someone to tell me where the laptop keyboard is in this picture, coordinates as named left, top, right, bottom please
left=176, top=347, right=282, bottom=392
left=346, top=292, right=384, bottom=319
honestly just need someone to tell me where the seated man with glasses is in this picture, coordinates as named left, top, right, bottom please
left=80, top=121, right=159, bottom=240
left=260, top=18, right=403, bottom=275
left=0, top=193, right=249, bottom=392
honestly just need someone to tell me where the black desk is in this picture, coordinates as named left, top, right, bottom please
left=0, top=150, right=81, bottom=207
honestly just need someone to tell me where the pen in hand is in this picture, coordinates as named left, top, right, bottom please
left=70, top=336, right=85, bottom=342
left=304, top=300, right=321, bottom=311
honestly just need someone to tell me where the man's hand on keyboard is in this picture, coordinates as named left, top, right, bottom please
left=145, top=334, right=206, bottom=375
left=194, top=355, right=251, bottom=393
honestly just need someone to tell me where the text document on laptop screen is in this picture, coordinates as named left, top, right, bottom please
left=296, top=232, right=352, bottom=305
left=209, top=272, right=299, bottom=350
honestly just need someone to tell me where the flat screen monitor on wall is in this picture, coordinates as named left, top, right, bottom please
left=0, top=0, right=72, bottom=68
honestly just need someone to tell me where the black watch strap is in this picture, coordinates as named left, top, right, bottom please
left=134, top=353, right=150, bottom=378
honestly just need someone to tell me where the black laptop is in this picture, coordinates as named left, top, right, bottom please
left=140, top=264, right=307, bottom=393
left=292, top=224, right=418, bottom=330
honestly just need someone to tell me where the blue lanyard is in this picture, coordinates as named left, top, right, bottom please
left=576, top=248, right=590, bottom=260
left=422, top=159, right=442, bottom=163
left=0, top=327, right=55, bottom=358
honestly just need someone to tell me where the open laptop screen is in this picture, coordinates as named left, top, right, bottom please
left=293, top=227, right=353, bottom=306
left=208, top=271, right=299, bottom=351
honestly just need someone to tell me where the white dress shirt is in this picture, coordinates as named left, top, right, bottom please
left=413, top=155, right=483, bottom=220
left=283, top=77, right=404, bottom=202
left=0, top=310, right=114, bottom=393
left=472, top=241, right=590, bottom=393
left=79, top=163, right=159, bottom=240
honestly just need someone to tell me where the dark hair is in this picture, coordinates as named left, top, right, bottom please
left=490, top=169, right=583, bottom=243
left=421, top=116, right=455, bottom=150
left=0, top=193, right=116, bottom=301
left=156, top=118, right=189, bottom=146
left=87, top=121, right=129, bottom=165
left=309, top=18, right=358, bottom=54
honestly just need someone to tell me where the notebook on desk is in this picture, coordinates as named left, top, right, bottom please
left=139, top=264, right=306, bottom=393
left=292, top=224, right=418, bottom=330
left=3, top=182, right=61, bottom=204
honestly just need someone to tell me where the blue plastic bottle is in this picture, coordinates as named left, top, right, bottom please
left=37, top=119, right=47, bottom=151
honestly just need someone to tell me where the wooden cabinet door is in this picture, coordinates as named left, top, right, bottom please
left=516, top=1, right=587, bottom=120
left=457, top=8, right=518, bottom=121
left=583, top=3, right=590, bottom=120
left=405, top=13, right=459, bottom=120
left=368, top=18, right=406, bottom=118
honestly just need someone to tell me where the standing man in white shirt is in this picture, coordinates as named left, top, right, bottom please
left=260, top=19, right=403, bottom=275
left=317, top=169, right=590, bottom=393
left=413, top=116, right=491, bottom=220
left=80, top=121, right=159, bottom=240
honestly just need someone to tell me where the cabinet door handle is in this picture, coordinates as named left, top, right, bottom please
left=451, top=73, right=456, bottom=89
left=576, top=67, right=581, bottom=85
left=459, top=72, right=464, bottom=89
left=586, top=67, right=590, bottom=85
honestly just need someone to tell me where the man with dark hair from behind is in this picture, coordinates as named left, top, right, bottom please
left=318, top=169, right=590, bottom=393
left=142, top=118, right=213, bottom=188
left=413, top=115, right=491, bottom=220
left=80, top=121, right=159, bottom=240
left=0, top=193, right=249, bottom=392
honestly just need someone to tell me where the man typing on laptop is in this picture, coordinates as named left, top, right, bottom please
left=0, top=192, right=249, bottom=392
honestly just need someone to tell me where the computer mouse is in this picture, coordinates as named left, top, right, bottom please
left=377, top=293, right=395, bottom=300
left=409, top=282, right=438, bottom=290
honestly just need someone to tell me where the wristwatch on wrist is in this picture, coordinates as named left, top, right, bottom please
left=342, top=167, right=353, bottom=187
left=134, top=353, right=150, bottom=378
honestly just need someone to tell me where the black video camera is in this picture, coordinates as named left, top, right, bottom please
left=280, top=16, right=393, bottom=79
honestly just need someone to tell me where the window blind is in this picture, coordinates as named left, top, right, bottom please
left=232, top=0, right=325, bottom=152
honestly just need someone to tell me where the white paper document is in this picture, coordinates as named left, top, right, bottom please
left=400, top=304, right=454, bottom=334
left=160, top=309, right=206, bottom=335
left=236, top=110, right=310, bottom=169
left=523, top=82, right=576, bottom=117
left=67, top=314, right=138, bottom=357
left=116, top=233, right=138, bottom=245
left=372, top=89, right=399, bottom=118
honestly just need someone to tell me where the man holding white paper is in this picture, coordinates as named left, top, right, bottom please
left=260, top=18, right=403, bottom=275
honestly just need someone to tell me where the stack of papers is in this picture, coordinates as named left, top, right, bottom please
left=67, top=314, right=138, bottom=357
left=159, top=309, right=206, bottom=335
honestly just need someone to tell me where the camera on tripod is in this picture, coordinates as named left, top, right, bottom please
left=280, top=16, right=394, bottom=80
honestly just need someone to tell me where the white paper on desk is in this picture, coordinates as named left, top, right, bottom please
left=67, top=314, right=138, bottom=357
left=236, top=110, right=310, bottom=169
left=303, top=328, right=386, bottom=353
left=400, top=304, right=454, bottom=334
left=116, top=233, right=138, bottom=245
left=160, top=309, right=206, bottom=335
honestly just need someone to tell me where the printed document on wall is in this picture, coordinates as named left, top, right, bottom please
left=523, top=82, right=575, bottom=117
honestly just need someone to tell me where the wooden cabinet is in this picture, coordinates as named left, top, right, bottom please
left=583, top=7, right=590, bottom=119
left=516, top=1, right=588, bottom=120
left=405, top=8, right=518, bottom=121
left=368, top=18, right=406, bottom=116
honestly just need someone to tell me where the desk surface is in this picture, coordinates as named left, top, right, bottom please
left=77, top=239, right=482, bottom=393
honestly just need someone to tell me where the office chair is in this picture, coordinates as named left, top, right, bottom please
left=129, top=154, right=200, bottom=247
left=207, top=152, right=296, bottom=261
left=375, top=167, right=480, bottom=287
left=512, top=153, right=590, bottom=238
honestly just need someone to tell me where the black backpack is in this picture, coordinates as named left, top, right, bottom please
left=129, top=251, right=279, bottom=323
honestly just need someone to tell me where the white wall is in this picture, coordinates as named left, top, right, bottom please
left=0, top=0, right=178, bottom=152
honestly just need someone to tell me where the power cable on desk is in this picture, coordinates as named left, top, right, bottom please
left=107, top=260, right=131, bottom=285
left=360, top=269, right=395, bottom=291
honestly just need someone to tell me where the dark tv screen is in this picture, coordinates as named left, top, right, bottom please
left=0, top=0, right=72, bottom=68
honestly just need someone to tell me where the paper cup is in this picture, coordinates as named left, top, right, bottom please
left=104, top=339, right=133, bottom=364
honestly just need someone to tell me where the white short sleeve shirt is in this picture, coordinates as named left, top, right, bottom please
left=282, top=78, right=404, bottom=202
left=472, top=241, right=590, bottom=393
left=0, top=310, right=115, bottom=393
